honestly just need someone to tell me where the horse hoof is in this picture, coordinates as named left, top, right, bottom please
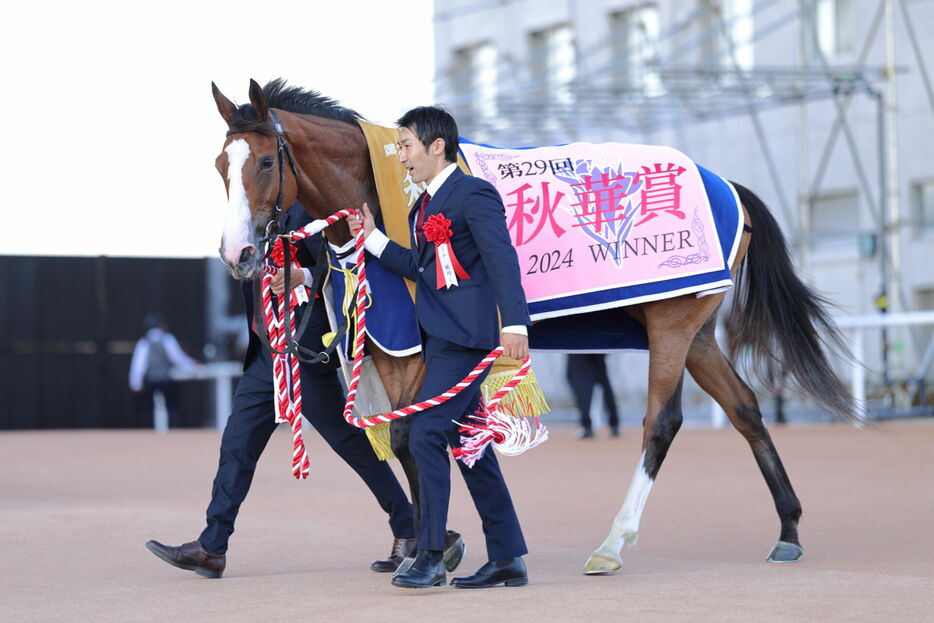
left=583, top=551, right=622, bottom=575
left=443, top=530, right=466, bottom=573
left=766, top=540, right=803, bottom=563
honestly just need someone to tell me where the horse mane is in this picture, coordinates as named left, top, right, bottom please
left=227, top=78, right=362, bottom=135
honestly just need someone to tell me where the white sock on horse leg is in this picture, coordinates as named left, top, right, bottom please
left=596, top=451, right=654, bottom=555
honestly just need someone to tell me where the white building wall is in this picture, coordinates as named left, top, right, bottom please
left=433, top=0, right=934, bottom=421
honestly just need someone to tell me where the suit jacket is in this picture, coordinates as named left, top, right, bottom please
left=378, top=167, right=530, bottom=351
left=242, top=204, right=338, bottom=376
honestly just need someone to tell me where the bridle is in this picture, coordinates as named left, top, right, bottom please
left=226, top=109, right=298, bottom=254
left=227, top=109, right=353, bottom=364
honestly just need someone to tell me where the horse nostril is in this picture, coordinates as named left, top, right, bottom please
left=238, top=246, right=256, bottom=265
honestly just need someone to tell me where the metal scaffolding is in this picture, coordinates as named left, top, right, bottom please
left=434, top=0, right=934, bottom=407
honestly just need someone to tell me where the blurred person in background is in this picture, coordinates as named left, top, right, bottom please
left=566, top=353, right=620, bottom=439
left=129, top=312, right=198, bottom=428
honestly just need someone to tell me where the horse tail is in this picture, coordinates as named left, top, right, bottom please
left=728, top=182, right=858, bottom=423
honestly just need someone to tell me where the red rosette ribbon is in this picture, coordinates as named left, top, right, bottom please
left=424, top=213, right=470, bottom=289
left=269, top=238, right=294, bottom=268
left=266, top=238, right=308, bottom=305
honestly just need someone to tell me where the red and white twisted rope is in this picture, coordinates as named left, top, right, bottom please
left=260, top=255, right=310, bottom=479
left=257, top=208, right=355, bottom=479
left=268, top=207, right=543, bottom=475
left=287, top=209, right=356, bottom=242
left=334, top=214, right=546, bottom=465
left=338, top=221, right=531, bottom=429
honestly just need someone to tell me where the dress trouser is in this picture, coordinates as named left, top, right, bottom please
left=199, top=352, right=414, bottom=554
left=408, top=336, right=527, bottom=560
left=142, top=380, right=179, bottom=428
left=567, top=353, right=619, bottom=430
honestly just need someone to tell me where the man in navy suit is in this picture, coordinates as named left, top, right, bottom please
left=145, top=203, right=416, bottom=578
left=351, top=106, right=531, bottom=589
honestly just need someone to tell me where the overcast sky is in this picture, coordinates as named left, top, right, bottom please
left=1, top=0, right=434, bottom=257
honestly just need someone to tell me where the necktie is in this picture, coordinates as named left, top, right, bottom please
left=415, top=192, right=431, bottom=247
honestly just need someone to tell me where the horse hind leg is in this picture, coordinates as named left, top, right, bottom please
left=685, top=320, right=803, bottom=562
left=584, top=334, right=688, bottom=575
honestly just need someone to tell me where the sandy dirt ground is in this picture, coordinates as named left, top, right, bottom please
left=2, top=420, right=933, bottom=622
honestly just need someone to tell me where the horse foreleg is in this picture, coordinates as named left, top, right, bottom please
left=685, top=322, right=803, bottom=562
left=387, top=363, right=464, bottom=573
left=583, top=374, right=685, bottom=575
left=389, top=417, right=421, bottom=537
left=370, top=349, right=426, bottom=544
left=371, top=351, right=467, bottom=570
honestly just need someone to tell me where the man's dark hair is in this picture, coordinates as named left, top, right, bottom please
left=396, top=106, right=459, bottom=163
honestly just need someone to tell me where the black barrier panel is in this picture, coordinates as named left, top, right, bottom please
left=0, top=256, right=212, bottom=430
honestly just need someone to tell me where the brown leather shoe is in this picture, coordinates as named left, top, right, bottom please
left=145, top=540, right=226, bottom=579
left=370, top=537, right=416, bottom=572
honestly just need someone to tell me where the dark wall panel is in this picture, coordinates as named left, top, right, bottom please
left=0, top=255, right=213, bottom=430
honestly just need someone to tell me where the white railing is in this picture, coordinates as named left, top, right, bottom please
left=150, top=311, right=934, bottom=432
left=150, top=361, right=243, bottom=432
left=834, top=310, right=934, bottom=420
left=709, top=311, right=934, bottom=427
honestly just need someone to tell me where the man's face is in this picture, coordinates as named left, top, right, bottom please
left=398, top=126, right=444, bottom=185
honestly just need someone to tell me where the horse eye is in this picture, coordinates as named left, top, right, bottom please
left=260, top=157, right=275, bottom=170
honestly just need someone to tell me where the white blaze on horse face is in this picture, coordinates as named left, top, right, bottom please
left=222, top=139, right=253, bottom=265
left=597, top=452, right=654, bottom=554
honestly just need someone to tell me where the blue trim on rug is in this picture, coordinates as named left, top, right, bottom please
left=328, top=248, right=421, bottom=357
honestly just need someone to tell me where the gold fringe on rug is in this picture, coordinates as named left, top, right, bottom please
left=365, top=421, right=395, bottom=461
left=481, top=358, right=550, bottom=418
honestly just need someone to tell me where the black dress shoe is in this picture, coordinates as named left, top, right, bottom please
left=451, top=557, right=528, bottom=588
left=371, top=537, right=416, bottom=572
left=391, top=550, right=446, bottom=588
left=576, top=427, right=594, bottom=439
left=145, top=540, right=225, bottom=579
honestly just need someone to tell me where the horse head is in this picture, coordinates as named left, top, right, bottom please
left=212, top=79, right=296, bottom=279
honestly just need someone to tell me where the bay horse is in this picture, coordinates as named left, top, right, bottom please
left=211, top=79, right=856, bottom=574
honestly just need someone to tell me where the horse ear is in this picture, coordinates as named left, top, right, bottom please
left=212, top=82, right=237, bottom=124
left=248, top=79, right=269, bottom=121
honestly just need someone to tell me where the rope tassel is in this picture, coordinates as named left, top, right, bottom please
left=452, top=404, right=549, bottom=469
